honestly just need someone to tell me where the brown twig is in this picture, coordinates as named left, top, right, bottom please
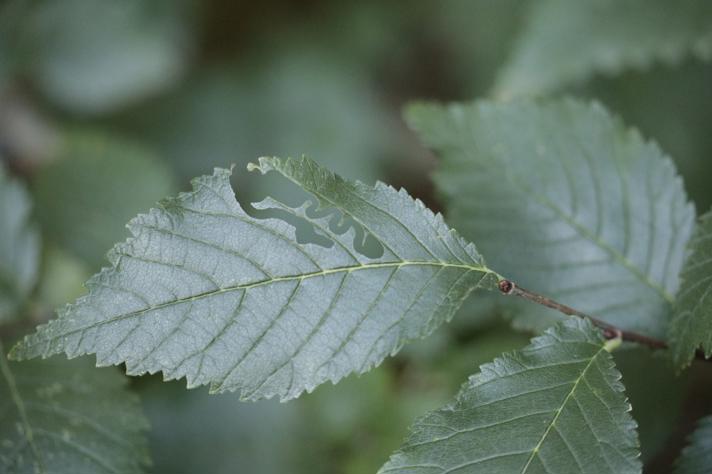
left=497, top=279, right=708, bottom=359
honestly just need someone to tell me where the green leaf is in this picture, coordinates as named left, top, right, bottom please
left=10, top=157, right=499, bottom=401
left=0, top=342, right=149, bottom=473
left=674, top=415, right=712, bottom=474
left=0, top=165, right=40, bottom=323
left=379, top=318, right=641, bottom=474
left=33, top=131, right=175, bottom=268
left=139, top=379, right=303, bottom=474
left=407, top=98, right=694, bottom=337
left=669, top=210, right=712, bottom=369
left=495, top=0, right=712, bottom=98
left=26, top=0, right=192, bottom=114
left=118, top=49, right=394, bottom=187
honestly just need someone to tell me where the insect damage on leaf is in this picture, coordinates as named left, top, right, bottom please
left=10, top=156, right=500, bottom=401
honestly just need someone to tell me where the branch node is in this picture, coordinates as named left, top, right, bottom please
left=498, top=279, right=515, bottom=295
left=602, top=327, right=622, bottom=340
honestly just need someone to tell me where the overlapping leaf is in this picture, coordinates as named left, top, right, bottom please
left=669, top=210, right=712, bottom=368
left=495, top=0, right=712, bottom=98
left=380, top=317, right=641, bottom=474
left=0, top=165, right=40, bottom=323
left=408, top=98, right=695, bottom=337
left=10, top=157, right=499, bottom=400
left=674, top=415, right=712, bottom=474
left=0, top=343, right=149, bottom=473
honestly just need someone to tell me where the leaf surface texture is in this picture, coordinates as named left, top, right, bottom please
left=0, top=344, right=149, bottom=474
left=670, top=210, right=712, bottom=368
left=408, top=99, right=694, bottom=337
left=380, top=318, right=641, bottom=474
left=11, top=157, right=497, bottom=400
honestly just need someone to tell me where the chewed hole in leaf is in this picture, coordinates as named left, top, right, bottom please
left=240, top=169, right=384, bottom=259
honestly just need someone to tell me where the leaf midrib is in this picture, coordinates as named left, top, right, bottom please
left=27, top=260, right=495, bottom=345
left=519, top=345, right=606, bottom=473
left=504, top=165, right=675, bottom=304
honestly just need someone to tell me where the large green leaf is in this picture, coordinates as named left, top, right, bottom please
left=10, top=157, right=499, bottom=400
left=674, top=415, right=712, bottom=474
left=32, top=131, right=175, bottom=268
left=669, top=210, right=712, bottom=369
left=0, top=342, right=149, bottom=473
left=407, top=99, right=695, bottom=337
left=380, top=317, right=641, bottom=474
left=495, top=0, right=712, bottom=98
left=0, top=165, right=40, bottom=323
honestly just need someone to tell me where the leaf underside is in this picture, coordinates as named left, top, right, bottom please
left=0, top=345, right=149, bottom=474
left=674, top=415, right=712, bottom=474
left=669, top=210, right=712, bottom=368
left=380, top=317, right=641, bottom=474
left=408, top=98, right=694, bottom=337
left=495, top=0, right=712, bottom=98
left=0, top=165, right=40, bottom=323
left=10, top=157, right=498, bottom=401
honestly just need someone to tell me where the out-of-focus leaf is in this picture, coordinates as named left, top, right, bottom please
left=615, top=347, right=688, bottom=462
left=32, top=131, right=175, bottom=268
left=301, top=366, right=407, bottom=474
left=674, top=415, right=712, bottom=473
left=408, top=98, right=694, bottom=337
left=587, top=61, right=712, bottom=214
left=36, top=246, right=90, bottom=312
left=670, top=210, right=712, bottom=369
left=380, top=318, right=641, bottom=474
left=0, top=343, right=149, bottom=473
left=11, top=157, right=501, bottom=401
left=26, top=0, right=192, bottom=114
left=433, top=0, right=530, bottom=97
left=119, top=48, right=393, bottom=189
left=495, top=0, right=712, bottom=98
left=0, top=164, right=39, bottom=323
left=138, top=378, right=301, bottom=474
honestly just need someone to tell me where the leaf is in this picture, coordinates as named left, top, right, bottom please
left=407, top=98, right=695, bottom=337
left=586, top=61, right=712, bottom=212
left=26, top=0, right=192, bottom=114
left=669, top=210, right=712, bottom=369
left=32, top=131, right=175, bottom=268
left=674, top=415, right=712, bottom=474
left=139, top=379, right=303, bottom=474
left=495, top=0, right=712, bottom=98
left=10, top=157, right=500, bottom=401
left=0, top=341, right=149, bottom=474
left=0, top=165, right=40, bottom=323
left=379, top=317, right=641, bottom=474
left=118, top=49, right=393, bottom=187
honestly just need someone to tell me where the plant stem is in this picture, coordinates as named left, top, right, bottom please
left=497, top=279, right=699, bottom=356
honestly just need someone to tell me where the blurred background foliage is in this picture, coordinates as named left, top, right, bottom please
left=1, top=1, right=712, bottom=473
